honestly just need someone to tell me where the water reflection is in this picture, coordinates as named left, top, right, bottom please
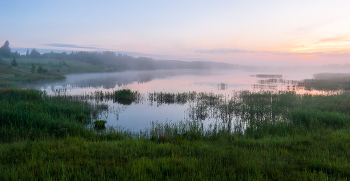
left=254, top=73, right=350, bottom=93
left=24, top=69, right=226, bottom=91
left=21, top=69, right=350, bottom=131
left=253, top=74, right=282, bottom=78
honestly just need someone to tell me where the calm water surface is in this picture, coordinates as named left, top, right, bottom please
left=23, top=68, right=347, bottom=131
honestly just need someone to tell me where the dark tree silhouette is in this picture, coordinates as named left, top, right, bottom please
left=31, top=63, right=36, bottom=73
left=11, top=58, right=18, bottom=66
left=0, top=41, right=12, bottom=58
left=37, top=66, right=43, bottom=73
left=37, top=66, right=48, bottom=74
left=12, top=50, right=20, bottom=58
left=30, top=49, right=41, bottom=58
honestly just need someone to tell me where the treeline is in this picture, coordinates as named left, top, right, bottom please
left=0, top=40, right=235, bottom=70
left=29, top=50, right=235, bottom=70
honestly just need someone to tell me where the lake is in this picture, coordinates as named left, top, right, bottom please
left=23, top=68, right=350, bottom=131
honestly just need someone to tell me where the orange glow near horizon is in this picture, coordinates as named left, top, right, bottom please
left=278, top=36, right=350, bottom=54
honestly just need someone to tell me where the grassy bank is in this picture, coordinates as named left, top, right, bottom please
left=0, top=88, right=123, bottom=142
left=1, top=88, right=350, bottom=180
left=1, top=130, right=349, bottom=180
left=0, top=58, right=107, bottom=88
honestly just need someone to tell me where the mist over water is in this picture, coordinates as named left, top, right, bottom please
left=22, top=67, right=350, bottom=131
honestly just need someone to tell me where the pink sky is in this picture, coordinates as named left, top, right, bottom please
left=1, top=0, right=350, bottom=66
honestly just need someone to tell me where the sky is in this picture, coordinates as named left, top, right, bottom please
left=1, top=0, right=350, bottom=66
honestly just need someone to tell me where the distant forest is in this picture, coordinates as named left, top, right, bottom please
left=0, top=41, right=235, bottom=71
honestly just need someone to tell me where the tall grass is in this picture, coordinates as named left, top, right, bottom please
left=114, top=89, right=139, bottom=105
left=12, top=88, right=350, bottom=140
left=1, top=88, right=350, bottom=179
left=1, top=127, right=349, bottom=180
left=0, top=88, right=124, bottom=142
left=149, top=91, right=197, bottom=106
left=48, top=89, right=350, bottom=139
left=145, top=90, right=350, bottom=139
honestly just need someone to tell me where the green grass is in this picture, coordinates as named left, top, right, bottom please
left=114, top=89, right=139, bottom=105
left=0, top=130, right=349, bottom=180
left=1, top=58, right=106, bottom=74
left=0, top=88, right=123, bottom=142
left=93, top=120, right=107, bottom=129
left=1, top=88, right=350, bottom=180
left=0, top=57, right=107, bottom=88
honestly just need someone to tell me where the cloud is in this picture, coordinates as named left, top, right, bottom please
left=290, top=19, right=336, bottom=35
left=182, top=48, right=194, bottom=51
left=43, top=43, right=104, bottom=50
left=271, top=52, right=313, bottom=56
left=316, top=53, right=350, bottom=58
left=115, top=51, right=156, bottom=57
left=273, top=52, right=350, bottom=58
left=319, top=36, right=349, bottom=43
left=194, top=48, right=256, bottom=54
left=194, top=48, right=350, bottom=58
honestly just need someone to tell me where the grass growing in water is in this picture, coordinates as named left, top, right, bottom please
left=1, top=88, right=350, bottom=179
left=149, top=91, right=197, bottom=106
left=93, top=120, right=107, bottom=130
left=114, top=89, right=139, bottom=105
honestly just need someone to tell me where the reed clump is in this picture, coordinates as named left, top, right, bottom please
left=114, top=89, right=139, bottom=105
left=149, top=91, right=197, bottom=106
left=93, top=120, right=107, bottom=130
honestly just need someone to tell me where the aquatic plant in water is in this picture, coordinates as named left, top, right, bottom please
left=93, top=120, right=107, bottom=129
left=114, top=89, right=139, bottom=105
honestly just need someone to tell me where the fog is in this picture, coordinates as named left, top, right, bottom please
left=4, top=40, right=350, bottom=94
left=21, top=64, right=350, bottom=95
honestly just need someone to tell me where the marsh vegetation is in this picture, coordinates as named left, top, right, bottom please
left=2, top=41, right=350, bottom=179
left=1, top=87, right=350, bottom=179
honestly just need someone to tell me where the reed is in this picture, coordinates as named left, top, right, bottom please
left=149, top=91, right=197, bottom=106
left=2, top=88, right=350, bottom=179
left=39, top=89, right=350, bottom=139
left=93, top=120, right=107, bottom=129
left=0, top=88, right=122, bottom=142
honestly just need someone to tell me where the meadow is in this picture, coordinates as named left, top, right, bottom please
left=0, top=57, right=106, bottom=88
left=0, top=87, right=350, bottom=180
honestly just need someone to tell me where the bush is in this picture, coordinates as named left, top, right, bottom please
left=93, top=120, right=107, bottom=130
left=37, top=66, right=48, bottom=74
left=31, top=63, right=36, bottom=74
left=11, top=58, right=18, bottom=66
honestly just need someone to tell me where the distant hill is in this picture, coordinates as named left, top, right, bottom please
left=1, top=41, right=238, bottom=71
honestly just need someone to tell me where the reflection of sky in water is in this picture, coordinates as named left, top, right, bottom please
left=108, top=103, right=188, bottom=131
left=22, top=68, right=350, bottom=130
left=28, top=69, right=262, bottom=95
